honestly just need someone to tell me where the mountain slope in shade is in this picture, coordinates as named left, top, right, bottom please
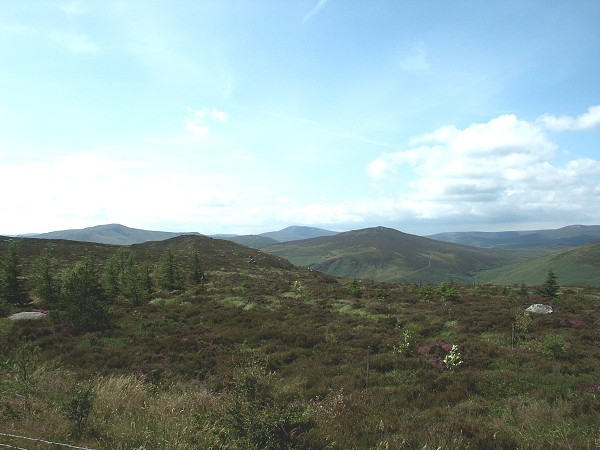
left=264, top=226, right=528, bottom=283
left=428, top=224, right=600, bottom=248
left=221, top=235, right=279, bottom=248
left=28, top=223, right=200, bottom=245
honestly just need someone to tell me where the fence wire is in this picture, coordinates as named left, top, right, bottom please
left=0, top=432, right=94, bottom=450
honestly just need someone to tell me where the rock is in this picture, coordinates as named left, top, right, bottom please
left=526, top=304, right=553, bottom=314
left=9, top=311, right=48, bottom=321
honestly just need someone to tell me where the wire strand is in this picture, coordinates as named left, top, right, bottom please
left=0, top=432, right=94, bottom=450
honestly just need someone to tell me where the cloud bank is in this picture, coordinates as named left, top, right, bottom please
left=367, top=108, right=600, bottom=226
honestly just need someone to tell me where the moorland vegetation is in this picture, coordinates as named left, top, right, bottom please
left=1, top=234, right=600, bottom=449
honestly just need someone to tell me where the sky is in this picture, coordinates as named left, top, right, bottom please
left=1, top=0, right=599, bottom=236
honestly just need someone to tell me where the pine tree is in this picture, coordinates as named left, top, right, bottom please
left=0, top=239, right=27, bottom=306
left=542, top=269, right=559, bottom=299
left=157, top=248, right=182, bottom=291
left=33, top=247, right=59, bottom=304
left=60, top=258, right=110, bottom=331
left=190, top=250, right=204, bottom=285
left=122, top=254, right=148, bottom=305
left=102, top=248, right=126, bottom=299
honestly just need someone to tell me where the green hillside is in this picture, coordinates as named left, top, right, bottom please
left=476, top=242, right=600, bottom=286
left=264, top=226, right=530, bottom=283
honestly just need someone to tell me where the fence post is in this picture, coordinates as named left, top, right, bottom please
left=366, top=346, right=371, bottom=389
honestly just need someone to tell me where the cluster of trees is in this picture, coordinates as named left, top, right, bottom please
left=0, top=240, right=204, bottom=331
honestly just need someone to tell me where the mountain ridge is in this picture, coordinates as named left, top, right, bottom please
left=428, top=224, right=600, bottom=248
left=263, top=226, right=531, bottom=284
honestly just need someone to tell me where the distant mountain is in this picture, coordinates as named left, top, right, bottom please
left=259, top=226, right=338, bottom=243
left=215, top=226, right=339, bottom=249
left=475, top=241, right=600, bottom=286
left=428, top=225, right=600, bottom=249
left=264, top=226, right=530, bottom=283
left=28, top=224, right=200, bottom=245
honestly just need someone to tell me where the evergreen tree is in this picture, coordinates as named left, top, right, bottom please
left=157, top=248, right=182, bottom=291
left=190, top=250, right=205, bottom=285
left=33, top=247, right=59, bottom=304
left=542, top=269, right=559, bottom=299
left=102, top=248, right=126, bottom=299
left=0, top=239, right=27, bottom=306
left=122, top=254, right=148, bottom=305
left=141, top=261, right=153, bottom=296
left=60, top=258, right=110, bottom=331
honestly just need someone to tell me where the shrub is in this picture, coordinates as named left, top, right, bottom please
left=443, top=345, right=463, bottom=370
left=65, top=385, right=94, bottom=437
left=542, top=334, right=567, bottom=358
left=199, top=351, right=315, bottom=449
left=436, top=282, right=461, bottom=302
left=393, top=328, right=413, bottom=356
left=0, top=298, right=10, bottom=317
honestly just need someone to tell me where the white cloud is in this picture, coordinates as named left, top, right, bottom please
left=147, top=107, right=229, bottom=145
left=367, top=111, right=600, bottom=223
left=536, top=105, right=600, bottom=131
left=303, top=0, right=328, bottom=24
left=367, top=159, right=395, bottom=180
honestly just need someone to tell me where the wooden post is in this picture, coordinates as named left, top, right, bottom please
left=511, top=322, right=515, bottom=350
left=366, top=346, right=371, bottom=389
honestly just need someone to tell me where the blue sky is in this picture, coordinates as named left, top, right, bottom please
left=1, top=0, right=599, bottom=236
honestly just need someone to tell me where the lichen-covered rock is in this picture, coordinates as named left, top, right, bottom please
left=526, top=304, right=553, bottom=314
left=9, top=311, right=48, bottom=320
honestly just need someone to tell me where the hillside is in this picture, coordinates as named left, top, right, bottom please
left=28, top=223, right=199, bottom=245
left=475, top=241, right=600, bottom=286
left=220, top=234, right=279, bottom=248
left=429, top=224, right=600, bottom=248
left=2, top=233, right=600, bottom=448
left=264, top=226, right=528, bottom=283
left=0, top=233, right=297, bottom=282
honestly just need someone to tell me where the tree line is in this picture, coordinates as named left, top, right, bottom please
left=0, top=240, right=204, bottom=331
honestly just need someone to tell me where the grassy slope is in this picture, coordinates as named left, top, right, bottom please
left=476, top=242, right=600, bottom=286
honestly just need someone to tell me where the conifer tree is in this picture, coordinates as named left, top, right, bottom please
left=33, top=247, right=59, bottom=304
left=0, top=239, right=27, bottom=306
left=122, top=254, right=148, bottom=305
left=542, top=269, right=559, bottom=299
left=157, top=248, right=182, bottom=291
left=190, top=250, right=205, bottom=285
left=103, top=248, right=126, bottom=299
left=60, top=258, right=110, bottom=331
